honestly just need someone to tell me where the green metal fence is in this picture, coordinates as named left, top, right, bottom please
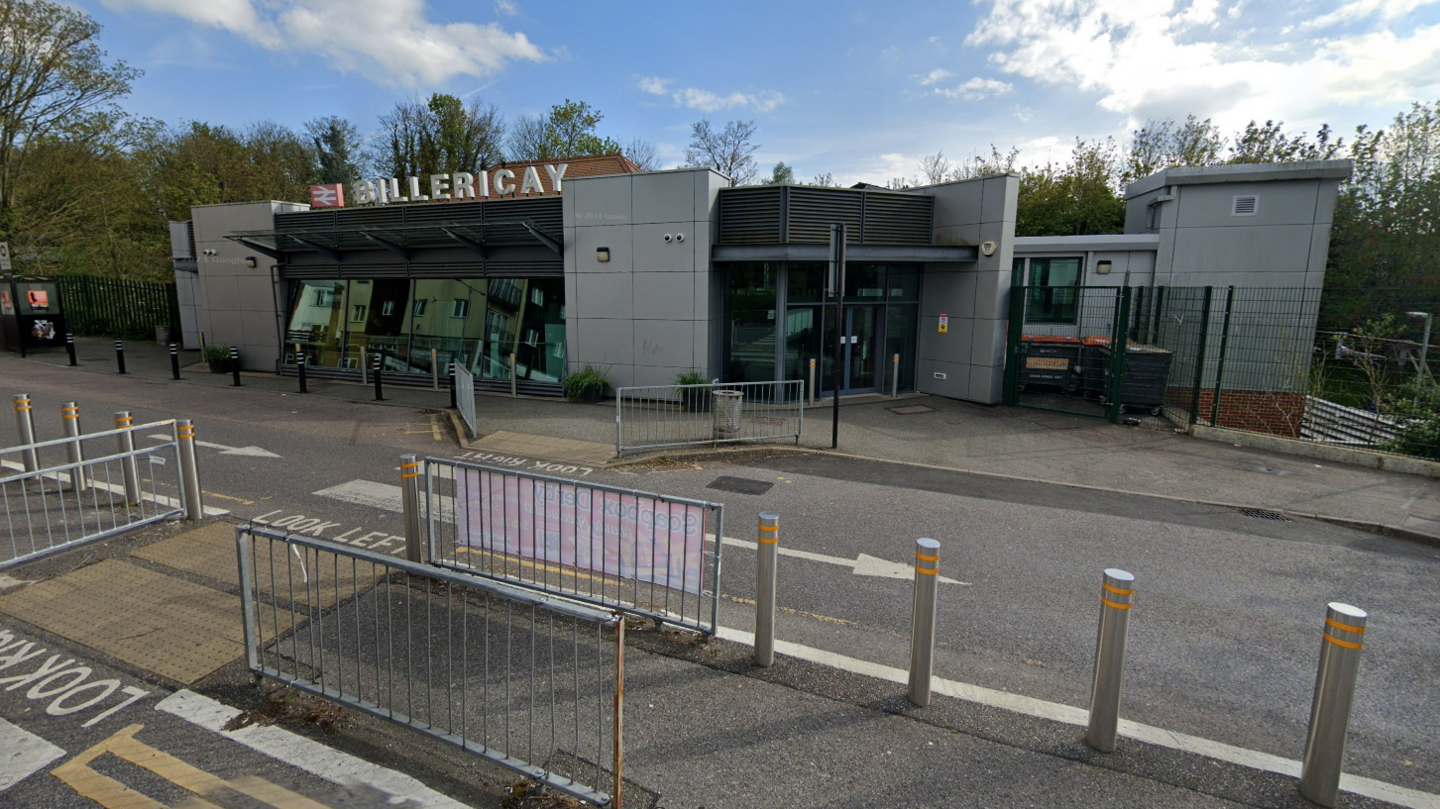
left=57, top=276, right=181, bottom=342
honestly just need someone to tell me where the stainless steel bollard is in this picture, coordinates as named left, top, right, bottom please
left=13, top=394, right=38, bottom=472
left=510, top=353, right=518, bottom=397
left=1086, top=568, right=1135, bottom=752
left=60, top=402, right=88, bottom=493
left=431, top=349, right=439, bottom=390
left=1299, top=602, right=1368, bottom=807
left=755, top=511, right=780, bottom=668
left=114, top=411, right=141, bottom=505
left=908, top=537, right=941, bottom=707
left=892, top=353, right=900, bottom=397
left=400, top=454, right=423, bottom=563
left=176, top=419, right=203, bottom=520
left=809, top=358, right=817, bottom=405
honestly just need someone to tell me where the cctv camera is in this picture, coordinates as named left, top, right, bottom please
left=675, top=233, right=685, bottom=242
left=663, top=234, right=673, bottom=243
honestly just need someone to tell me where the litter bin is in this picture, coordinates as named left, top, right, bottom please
left=713, top=390, right=743, bottom=440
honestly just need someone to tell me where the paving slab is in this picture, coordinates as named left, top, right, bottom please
left=467, top=429, right=617, bottom=466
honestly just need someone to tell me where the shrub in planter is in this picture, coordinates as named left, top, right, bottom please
left=674, top=369, right=710, bottom=411
left=202, top=345, right=231, bottom=373
left=563, top=365, right=612, bottom=404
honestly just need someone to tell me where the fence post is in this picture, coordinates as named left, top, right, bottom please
left=1106, top=287, right=1132, bottom=423
left=13, top=394, right=38, bottom=472
left=60, top=402, right=87, bottom=493
left=809, top=358, right=817, bottom=405
left=892, top=353, right=900, bottom=397
left=1210, top=286, right=1236, bottom=427
left=1086, top=568, right=1135, bottom=752
left=373, top=355, right=384, bottom=401
left=400, top=454, right=423, bottom=563
left=431, top=349, right=439, bottom=390
left=1187, top=287, right=1214, bottom=426
left=1299, top=603, right=1368, bottom=807
left=230, top=347, right=242, bottom=387
left=115, top=411, right=140, bottom=505
left=510, top=353, right=518, bottom=397
left=614, top=615, right=626, bottom=809
left=908, top=537, right=941, bottom=707
left=297, top=352, right=308, bottom=394
left=115, top=340, right=127, bottom=375
left=66, top=334, right=77, bottom=366
left=177, top=419, right=203, bottom=520
left=755, top=511, right=780, bottom=668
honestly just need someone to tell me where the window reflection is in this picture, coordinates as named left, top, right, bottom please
left=284, top=280, right=347, bottom=367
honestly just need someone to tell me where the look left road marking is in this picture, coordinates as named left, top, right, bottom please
left=0, top=716, right=65, bottom=793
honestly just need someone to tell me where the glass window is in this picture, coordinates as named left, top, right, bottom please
left=347, top=279, right=410, bottom=368
left=1026, top=257, right=1082, bottom=323
left=885, top=304, right=918, bottom=392
left=284, top=280, right=348, bottom=368
left=786, top=262, right=825, bottom=303
left=723, top=263, right=778, bottom=382
left=845, top=264, right=886, bottom=300
left=453, top=299, right=470, bottom=318
left=482, top=278, right=565, bottom=382
left=413, top=299, right=427, bottom=317
left=887, top=266, right=920, bottom=301
left=408, top=279, right=486, bottom=375
left=784, top=306, right=821, bottom=387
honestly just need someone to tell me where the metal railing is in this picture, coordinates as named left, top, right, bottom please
left=236, top=524, right=624, bottom=806
left=455, top=364, right=477, bottom=438
left=3, top=412, right=198, bottom=570
left=615, top=380, right=804, bottom=455
left=421, top=458, right=724, bottom=635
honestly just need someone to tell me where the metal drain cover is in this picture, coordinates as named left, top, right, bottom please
left=1238, top=508, right=1293, bottom=522
left=707, top=476, right=774, bottom=495
left=888, top=405, right=935, bottom=415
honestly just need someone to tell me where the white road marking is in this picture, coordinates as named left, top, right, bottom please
left=156, top=690, right=471, bottom=809
left=146, top=434, right=280, bottom=458
left=0, top=716, right=65, bottom=792
left=713, top=626, right=1440, bottom=809
left=0, top=460, right=228, bottom=517
left=719, top=535, right=969, bottom=585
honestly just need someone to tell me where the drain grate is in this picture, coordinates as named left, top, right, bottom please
left=1238, top=508, right=1293, bottom=522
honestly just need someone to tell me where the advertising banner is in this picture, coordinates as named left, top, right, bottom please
left=456, top=467, right=706, bottom=594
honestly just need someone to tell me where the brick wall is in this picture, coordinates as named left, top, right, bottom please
left=1177, top=389, right=1307, bottom=438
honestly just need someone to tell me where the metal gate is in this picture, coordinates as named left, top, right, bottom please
left=423, top=459, right=724, bottom=636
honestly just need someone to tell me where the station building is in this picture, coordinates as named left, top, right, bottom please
left=169, top=157, right=1351, bottom=404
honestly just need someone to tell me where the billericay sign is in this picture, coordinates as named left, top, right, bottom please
left=311, top=163, right=569, bottom=209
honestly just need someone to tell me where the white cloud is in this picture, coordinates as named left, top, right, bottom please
left=965, top=0, right=1440, bottom=131
left=100, top=0, right=547, bottom=87
left=918, top=68, right=953, bottom=85
left=637, top=77, right=785, bottom=113
left=494, top=0, right=519, bottom=15
left=1306, top=0, right=1440, bottom=28
left=934, top=77, right=1014, bottom=100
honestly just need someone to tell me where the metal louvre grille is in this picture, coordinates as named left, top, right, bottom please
left=720, top=187, right=782, bottom=243
left=864, top=193, right=934, bottom=244
left=787, top=187, right=861, bottom=243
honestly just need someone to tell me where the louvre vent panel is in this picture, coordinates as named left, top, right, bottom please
left=719, top=186, right=933, bottom=246
left=788, top=188, right=861, bottom=243
left=719, top=188, right=782, bottom=244
left=863, top=194, right=934, bottom=244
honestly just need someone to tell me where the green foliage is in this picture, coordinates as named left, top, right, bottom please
left=562, top=364, right=612, bottom=402
left=673, top=369, right=708, bottom=386
left=304, top=115, right=363, bottom=186
left=761, top=161, right=795, bottom=185
left=1015, top=138, right=1125, bottom=237
left=201, top=344, right=231, bottom=362
left=1380, top=379, right=1440, bottom=459
left=683, top=119, right=760, bottom=186
left=507, top=99, right=621, bottom=162
left=374, top=94, right=504, bottom=178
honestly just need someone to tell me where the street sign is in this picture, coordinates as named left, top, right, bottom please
left=0, top=241, right=11, bottom=272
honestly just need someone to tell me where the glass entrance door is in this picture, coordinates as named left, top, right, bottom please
left=843, top=306, right=878, bottom=393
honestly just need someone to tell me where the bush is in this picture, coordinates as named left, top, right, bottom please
left=1379, top=379, right=1440, bottom=459
left=562, top=365, right=612, bottom=403
left=201, top=344, right=231, bottom=362
left=673, top=369, right=708, bottom=386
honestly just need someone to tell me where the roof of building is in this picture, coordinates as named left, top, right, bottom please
left=483, top=152, right=642, bottom=196
left=1125, top=159, right=1354, bottom=198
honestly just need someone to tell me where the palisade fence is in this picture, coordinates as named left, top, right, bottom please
left=1009, top=284, right=1440, bottom=461
left=57, top=275, right=181, bottom=341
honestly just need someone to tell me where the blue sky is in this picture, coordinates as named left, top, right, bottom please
left=85, top=0, right=1440, bottom=184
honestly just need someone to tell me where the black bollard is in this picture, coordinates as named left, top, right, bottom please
left=66, top=334, right=77, bottom=366
left=297, top=352, right=308, bottom=394
left=169, top=343, right=181, bottom=380
left=115, top=340, right=127, bottom=374
left=448, top=361, right=457, bottom=408
left=373, top=355, right=383, bottom=401
left=230, top=347, right=242, bottom=387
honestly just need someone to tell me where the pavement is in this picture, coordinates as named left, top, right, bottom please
left=4, top=337, right=1439, bottom=808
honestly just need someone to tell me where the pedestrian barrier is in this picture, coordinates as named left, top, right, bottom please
left=2, top=401, right=203, bottom=569
left=418, top=458, right=724, bottom=636
left=614, top=380, right=804, bottom=456
left=454, top=364, right=477, bottom=438
left=235, top=524, right=624, bottom=806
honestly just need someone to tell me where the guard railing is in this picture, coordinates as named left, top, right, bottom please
left=615, top=380, right=804, bottom=455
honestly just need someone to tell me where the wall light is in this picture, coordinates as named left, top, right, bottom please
left=1096, top=260, right=1112, bottom=275
left=596, top=247, right=610, bottom=263
left=244, top=256, right=257, bottom=269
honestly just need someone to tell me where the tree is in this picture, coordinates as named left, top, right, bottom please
left=1229, top=120, right=1342, bottom=164
left=948, top=145, right=1019, bottom=180
left=374, top=99, right=430, bottom=178
left=0, top=0, right=140, bottom=241
left=683, top=119, right=760, bottom=186
left=625, top=136, right=661, bottom=171
left=762, top=161, right=795, bottom=185
left=304, top=116, right=364, bottom=186
left=507, top=99, right=621, bottom=161
left=810, top=172, right=838, bottom=187
left=919, top=151, right=951, bottom=185
left=1123, top=115, right=1224, bottom=183
left=427, top=94, right=504, bottom=173
left=1015, top=138, right=1125, bottom=237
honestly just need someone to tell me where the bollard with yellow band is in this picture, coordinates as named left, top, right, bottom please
left=114, top=411, right=141, bottom=504
left=400, top=454, right=424, bottom=563
left=1299, top=602, right=1368, bottom=807
left=755, top=512, right=780, bottom=667
left=908, top=537, right=941, bottom=706
left=176, top=418, right=203, bottom=520
left=13, top=393, right=38, bottom=472
left=1086, top=568, right=1135, bottom=752
left=60, top=402, right=88, bottom=493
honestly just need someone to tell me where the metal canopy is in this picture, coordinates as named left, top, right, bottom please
left=226, top=218, right=563, bottom=263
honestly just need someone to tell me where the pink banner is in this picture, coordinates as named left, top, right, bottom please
left=456, top=468, right=706, bottom=594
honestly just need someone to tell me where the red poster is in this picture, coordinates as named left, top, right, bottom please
left=26, top=289, right=48, bottom=310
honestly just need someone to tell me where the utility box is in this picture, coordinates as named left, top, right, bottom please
left=1, top=276, right=66, bottom=357
left=1094, top=342, right=1174, bottom=414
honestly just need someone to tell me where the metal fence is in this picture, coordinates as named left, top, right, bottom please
left=2, top=415, right=193, bottom=569
left=615, top=380, right=804, bottom=455
left=57, top=275, right=181, bottom=341
left=236, top=524, right=624, bottom=806
left=422, top=458, right=724, bottom=635
left=454, top=364, right=477, bottom=438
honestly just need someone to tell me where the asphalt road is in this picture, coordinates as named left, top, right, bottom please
left=5, top=360, right=1439, bottom=802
